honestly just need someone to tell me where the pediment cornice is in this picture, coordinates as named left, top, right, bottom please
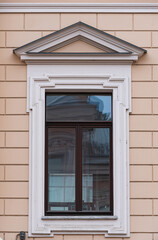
left=13, top=22, right=146, bottom=63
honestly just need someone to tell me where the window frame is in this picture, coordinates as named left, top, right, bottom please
left=26, top=64, right=131, bottom=238
left=45, top=103, right=113, bottom=215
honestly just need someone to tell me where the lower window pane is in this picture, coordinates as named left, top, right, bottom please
left=82, top=128, right=111, bottom=212
left=48, top=128, right=76, bottom=211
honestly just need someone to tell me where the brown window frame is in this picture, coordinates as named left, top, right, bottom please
left=45, top=93, right=113, bottom=216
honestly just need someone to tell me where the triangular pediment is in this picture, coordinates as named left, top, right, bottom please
left=14, top=22, right=146, bottom=62
left=49, top=40, right=105, bottom=53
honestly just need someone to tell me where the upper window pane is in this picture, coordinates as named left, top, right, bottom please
left=46, top=94, right=112, bottom=122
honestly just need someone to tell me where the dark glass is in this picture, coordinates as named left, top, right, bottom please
left=82, top=128, right=110, bottom=212
left=45, top=93, right=113, bottom=215
left=48, top=128, right=76, bottom=212
left=46, top=94, right=111, bottom=122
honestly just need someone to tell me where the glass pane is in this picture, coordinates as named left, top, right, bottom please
left=46, top=94, right=111, bottom=122
left=48, top=128, right=76, bottom=212
left=82, top=128, right=111, bottom=212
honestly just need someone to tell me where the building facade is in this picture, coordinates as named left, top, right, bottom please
left=0, top=1, right=158, bottom=240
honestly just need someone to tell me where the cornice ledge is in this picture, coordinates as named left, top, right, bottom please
left=1, top=3, right=158, bottom=13
left=20, top=53, right=138, bottom=63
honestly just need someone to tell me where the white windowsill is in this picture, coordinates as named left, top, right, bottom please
left=42, top=215, right=118, bottom=220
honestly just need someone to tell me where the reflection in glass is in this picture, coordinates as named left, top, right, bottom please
left=82, top=128, right=110, bottom=212
left=48, top=128, right=76, bottom=211
left=46, top=94, right=111, bottom=122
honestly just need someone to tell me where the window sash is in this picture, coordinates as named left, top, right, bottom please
left=45, top=122, right=113, bottom=216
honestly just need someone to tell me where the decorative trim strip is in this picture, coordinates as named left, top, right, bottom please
left=42, top=216, right=118, bottom=220
left=1, top=3, right=158, bottom=13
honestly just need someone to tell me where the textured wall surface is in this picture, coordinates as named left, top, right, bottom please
left=0, top=10, right=158, bottom=240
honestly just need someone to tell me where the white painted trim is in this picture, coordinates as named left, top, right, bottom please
left=42, top=216, right=118, bottom=220
left=27, top=65, right=130, bottom=238
left=1, top=3, right=158, bottom=13
left=21, top=54, right=138, bottom=63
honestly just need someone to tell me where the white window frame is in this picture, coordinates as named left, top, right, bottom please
left=27, top=64, right=130, bottom=238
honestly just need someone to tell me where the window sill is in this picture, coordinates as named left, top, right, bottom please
left=42, top=215, right=118, bottom=220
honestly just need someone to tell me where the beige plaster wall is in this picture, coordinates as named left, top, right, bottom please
left=0, top=11, right=158, bottom=240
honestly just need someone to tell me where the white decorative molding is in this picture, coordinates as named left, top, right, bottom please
left=1, top=3, right=158, bottom=13
left=27, top=65, right=131, bottom=237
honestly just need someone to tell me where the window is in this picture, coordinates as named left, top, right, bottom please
left=45, top=93, right=113, bottom=215
left=13, top=21, right=146, bottom=237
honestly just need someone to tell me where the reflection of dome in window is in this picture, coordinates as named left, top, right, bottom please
left=46, top=94, right=111, bottom=121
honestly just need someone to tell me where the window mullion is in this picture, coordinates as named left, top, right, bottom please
left=76, top=124, right=82, bottom=211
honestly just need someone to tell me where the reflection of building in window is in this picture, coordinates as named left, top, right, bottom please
left=48, top=174, right=93, bottom=211
left=46, top=94, right=111, bottom=121
left=46, top=93, right=112, bottom=215
left=82, top=128, right=110, bottom=212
